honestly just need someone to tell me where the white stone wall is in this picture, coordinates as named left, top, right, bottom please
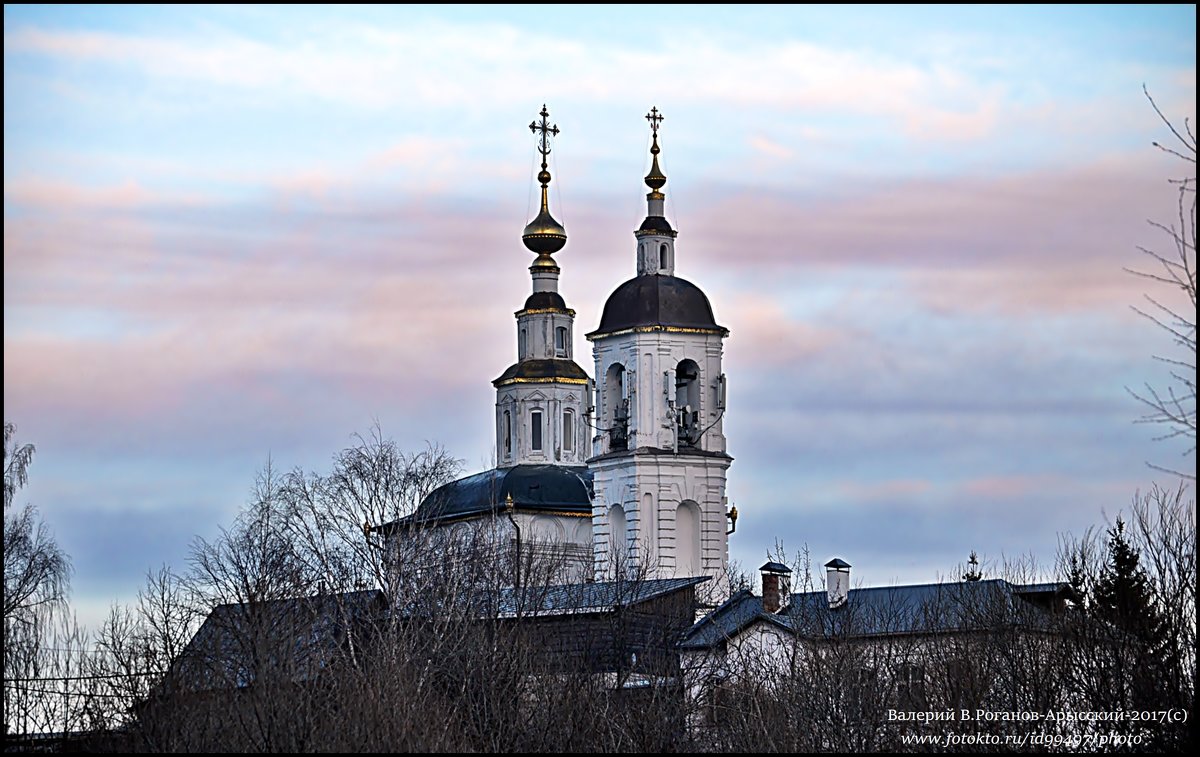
left=495, top=383, right=587, bottom=467
left=590, top=451, right=730, bottom=583
left=515, top=310, right=577, bottom=361
left=636, top=233, right=675, bottom=276
left=588, top=327, right=731, bottom=584
left=391, top=510, right=592, bottom=588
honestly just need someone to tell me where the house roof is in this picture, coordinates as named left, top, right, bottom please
left=679, top=579, right=1073, bottom=650
left=490, top=576, right=709, bottom=618
left=394, top=576, right=710, bottom=621
left=172, top=590, right=386, bottom=690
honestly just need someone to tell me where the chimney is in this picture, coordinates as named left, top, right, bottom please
left=825, top=558, right=851, bottom=610
left=759, top=561, right=792, bottom=613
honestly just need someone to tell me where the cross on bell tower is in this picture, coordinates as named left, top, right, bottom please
left=646, top=106, right=663, bottom=136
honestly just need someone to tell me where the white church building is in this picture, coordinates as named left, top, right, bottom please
left=379, top=106, right=737, bottom=589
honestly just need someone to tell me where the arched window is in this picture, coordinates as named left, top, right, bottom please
left=676, top=501, right=702, bottom=576
left=555, top=326, right=569, bottom=358
left=660, top=243, right=668, bottom=271
left=530, top=410, right=543, bottom=452
left=642, top=492, right=655, bottom=561
left=609, top=504, right=627, bottom=561
left=605, top=363, right=628, bottom=450
left=519, top=328, right=528, bottom=359
left=675, top=359, right=701, bottom=447
left=503, top=410, right=512, bottom=455
left=562, top=409, right=574, bottom=452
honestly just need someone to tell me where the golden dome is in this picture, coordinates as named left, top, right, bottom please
left=645, top=136, right=667, bottom=190
left=522, top=194, right=567, bottom=255
left=524, top=105, right=567, bottom=256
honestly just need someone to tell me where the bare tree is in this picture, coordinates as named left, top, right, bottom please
left=3, top=421, right=76, bottom=738
left=1127, top=86, right=1197, bottom=480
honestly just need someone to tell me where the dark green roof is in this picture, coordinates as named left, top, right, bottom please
left=379, top=465, right=593, bottom=531
left=492, top=358, right=589, bottom=386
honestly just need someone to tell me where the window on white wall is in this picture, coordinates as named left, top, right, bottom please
left=504, top=411, right=512, bottom=455
left=555, top=326, right=569, bottom=358
left=563, top=410, right=574, bottom=452
left=530, top=410, right=543, bottom=452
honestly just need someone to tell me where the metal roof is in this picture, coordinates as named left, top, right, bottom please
left=589, top=274, right=726, bottom=338
left=679, top=579, right=1072, bottom=650
left=378, top=464, right=593, bottom=531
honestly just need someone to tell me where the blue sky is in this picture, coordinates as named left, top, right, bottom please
left=4, top=4, right=1195, bottom=630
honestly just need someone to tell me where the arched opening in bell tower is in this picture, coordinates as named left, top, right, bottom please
left=675, top=359, right=701, bottom=448
left=605, top=363, right=629, bottom=450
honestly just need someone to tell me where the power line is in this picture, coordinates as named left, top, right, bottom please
left=3, top=682, right=143, bottom=699
left=4, top=671, right=158, bottom=683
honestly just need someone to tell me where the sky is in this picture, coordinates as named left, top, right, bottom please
left=4, top=4, right=1196, bottom=632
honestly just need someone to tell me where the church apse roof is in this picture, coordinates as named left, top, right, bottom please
left=378, top=464, right=594, bottom=532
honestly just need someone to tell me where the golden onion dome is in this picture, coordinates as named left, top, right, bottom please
left=524, top=106, right=567, bottom=256
left=522, top=204, right=567, bottom=255
left=645, top=137, right=667, bottom=191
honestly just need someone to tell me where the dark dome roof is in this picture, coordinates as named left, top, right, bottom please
left=590, top=274, right=725, bottom=337
left=522, top=291, right=567, bottom=311
left=638, top=215, right=674, bottom=234
left=493, top=358, right=589, bottom=387
left=409, top=465, right=593, bottom=524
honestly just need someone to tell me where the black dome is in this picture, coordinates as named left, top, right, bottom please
left=590, top=274, right=725, bottom=337
left=522, top=291, right=567, bottom=311
left=638, top=215, right=675, bottom=234
left=411, top=465, right=593, bottom=524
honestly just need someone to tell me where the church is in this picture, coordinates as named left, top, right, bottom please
left=379, top=105, right=737, bottom=590
left=166, top=109, right=1080, bottom=742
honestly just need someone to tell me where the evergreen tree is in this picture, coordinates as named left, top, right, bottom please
left=1093, top=518, right=1158, bottom=627
left=1091, top=518, right=1172, bottom=740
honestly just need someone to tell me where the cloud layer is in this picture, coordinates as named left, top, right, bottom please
left=4, top=5, right=1195, bottom=630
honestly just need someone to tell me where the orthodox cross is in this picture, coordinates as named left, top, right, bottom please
left=529, top=105, right=560, bottom=179
left=645, top=106, right=664, bottom=139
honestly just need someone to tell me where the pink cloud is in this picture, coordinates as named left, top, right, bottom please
left=959, top=474, right=1061, bottom=500
left=4, top=177, right=209, bottom=210
left=835, top=478, right=935, bottom=503
left=685, top=153, right=1180, bottom=314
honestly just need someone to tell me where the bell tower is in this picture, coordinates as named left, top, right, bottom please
left=587, top=108, right=733, bottom=585
left=493, top=105, right=590, bottom=468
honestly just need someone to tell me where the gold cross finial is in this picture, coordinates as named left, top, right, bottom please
left=645, top=106, right=663, bottom=138
left=529, top=104, right=560, bottom=185
left=644, top=106, right=667, bottom=190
